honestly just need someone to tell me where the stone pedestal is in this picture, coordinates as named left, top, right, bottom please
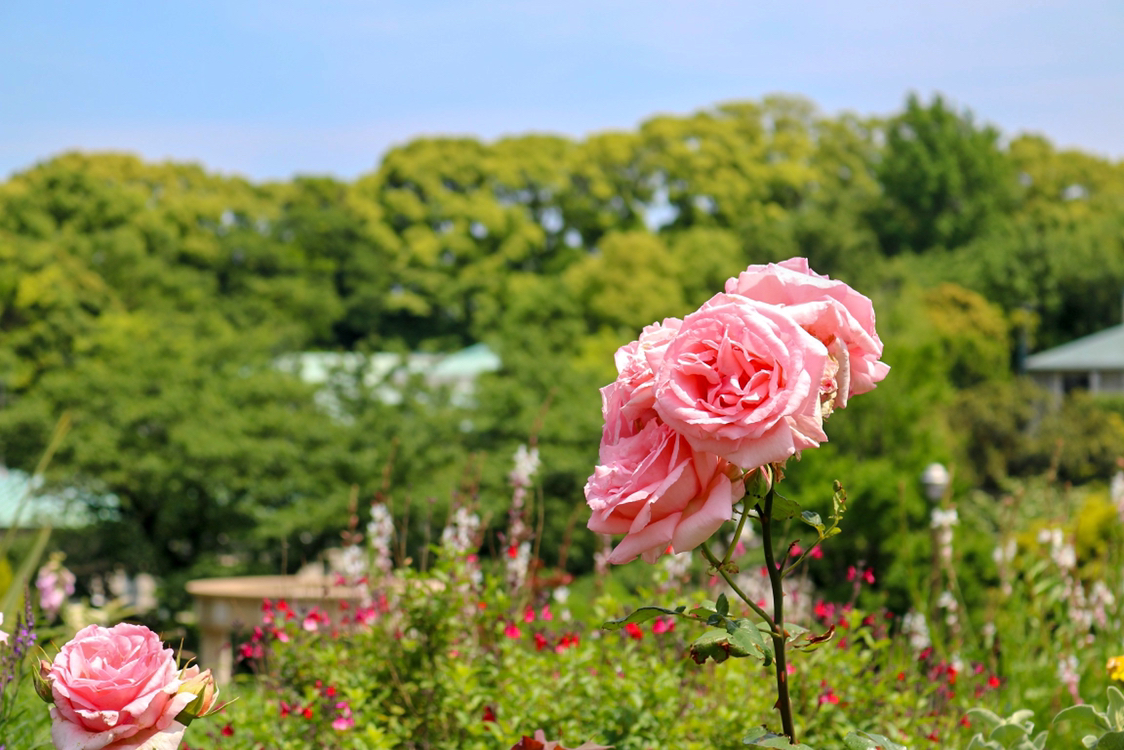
left=185, top=575, right=365, bottom=684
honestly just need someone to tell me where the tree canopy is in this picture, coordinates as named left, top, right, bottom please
left=3, top=94, right=1124, bottom=606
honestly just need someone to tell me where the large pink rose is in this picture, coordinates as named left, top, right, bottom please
left=48, top=623, right=196, bottom=750
left=586, top=420, right=743, bottom=564
left=724, top=258, right=889, bottom=409
left=600, top=318, right=682, bottom=444
left=652, top=293, right=830, bottom=470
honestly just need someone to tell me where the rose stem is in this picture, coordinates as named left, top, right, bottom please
left=759, top=486, right=797, bottom=742
left=720, top=500, right=751, bottom=568
left=699, top=542, right=776, bottom=634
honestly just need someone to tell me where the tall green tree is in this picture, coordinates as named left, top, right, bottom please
left=870, top=94, right=1017, bottom=254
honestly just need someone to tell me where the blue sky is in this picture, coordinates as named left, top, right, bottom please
left=2, top=0, right=1121, bottom=181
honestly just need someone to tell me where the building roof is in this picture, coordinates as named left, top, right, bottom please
left=1025, top=324, right=1124, bottom=372
left=275, top=343, right=502, bottom=410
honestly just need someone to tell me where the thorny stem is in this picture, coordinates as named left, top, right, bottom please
left=759, top=487, right=797, bottom=743
left=699, top=542, right=776, bottom=633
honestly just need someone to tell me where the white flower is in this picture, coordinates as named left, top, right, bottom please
left=506, top=541, right=532, bottom=592
left=367, top=503, right=396, bottom=574
left=930, top=508, right=959, bottom=529
left=1092, top=580, right=1116, bottom=608
left=992, top=538, right=1017, bottom=565
left=901, top=610, right=931, bottom=652
left=1053, top=544, right=1077, bottom=571
left=508, top=444, right=541, bottom=488
left=660, top=550, right=693, bottom=581
left=1038, top=527, right=1064, bottom=549
left=441, top=507, right=481, bottom=554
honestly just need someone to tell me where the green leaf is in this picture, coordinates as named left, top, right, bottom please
left=771, top=493, right=802, bottom=521
left=1055, top=704, right=1109, bottom=730
left=990, top=724, right=1031, bottom=745
left=689, top=627, right=761, bottom=665
left=1108, top=686, right=1124, bottom=730
left=727, top=620, right=772, bottom=663
left=716, top=593, right=730, bottom=617
left=743, top=726, right=817, bottom=749
left=843, top=730, right=908, bottom=750
left=831, top=481, right=848, bottom=521
left=1095, top=730, right=1124, bottom=750
left=601, top=605, right=685, bottom=630
left=783, top=623, right=810, bottom=641
left=966, top=709, right=1004, bottom=731
left=800, top=510, right=824, bottom=532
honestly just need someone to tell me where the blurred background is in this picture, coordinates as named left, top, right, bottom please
left=2, top=0, right=1123, bottom=644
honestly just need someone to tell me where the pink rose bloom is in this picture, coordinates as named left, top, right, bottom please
left=600, top=318, right=682, bottom=444
left=586, top=420, right=743, bottom=564
left=652, top=293, right=830, bottom=470
left=48, top=623, right=196, bottom=750
left=724, top=257, right=889, bottom=411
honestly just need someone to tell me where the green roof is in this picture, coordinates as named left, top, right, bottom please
left=1025, top=324, right=1124, bottom=372
left=0, top=470, right=94, bottom=529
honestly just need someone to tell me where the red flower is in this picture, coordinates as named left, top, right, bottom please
left=483, top=705, right=497, bottom=723
left=624, top=623, right=644, bottom=641
left=221, top=725, right=234, bottom=737
left=555, top=633, right=580, bottom=653
left=534, top=633, right=548, bottom=651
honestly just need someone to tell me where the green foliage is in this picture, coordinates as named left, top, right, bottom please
left=870, top=94, right=1017, bottom=254
left=1055, top=686, right=1124, bottom=748
left=964, top=709, right=1046, bottom=749
left=173, top=551, right=1003, bottom=750
left=1, top=92, right=1122, bottom=651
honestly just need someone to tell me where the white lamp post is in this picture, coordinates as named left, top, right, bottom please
left=921, top=462, right=950, bottom=503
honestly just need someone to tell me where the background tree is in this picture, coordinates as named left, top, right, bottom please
left=869, top=93, right=1018, bottom=254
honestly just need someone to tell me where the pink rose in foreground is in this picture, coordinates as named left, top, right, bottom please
left=724, top=257, right=889, bottom=410
left=653, top=293, right=829, bottom=470
left=48, top=623, right=196, bottom=750
left=586, top=420, right=743, bottom=564
left=600, top=318, right=682, bottom=444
